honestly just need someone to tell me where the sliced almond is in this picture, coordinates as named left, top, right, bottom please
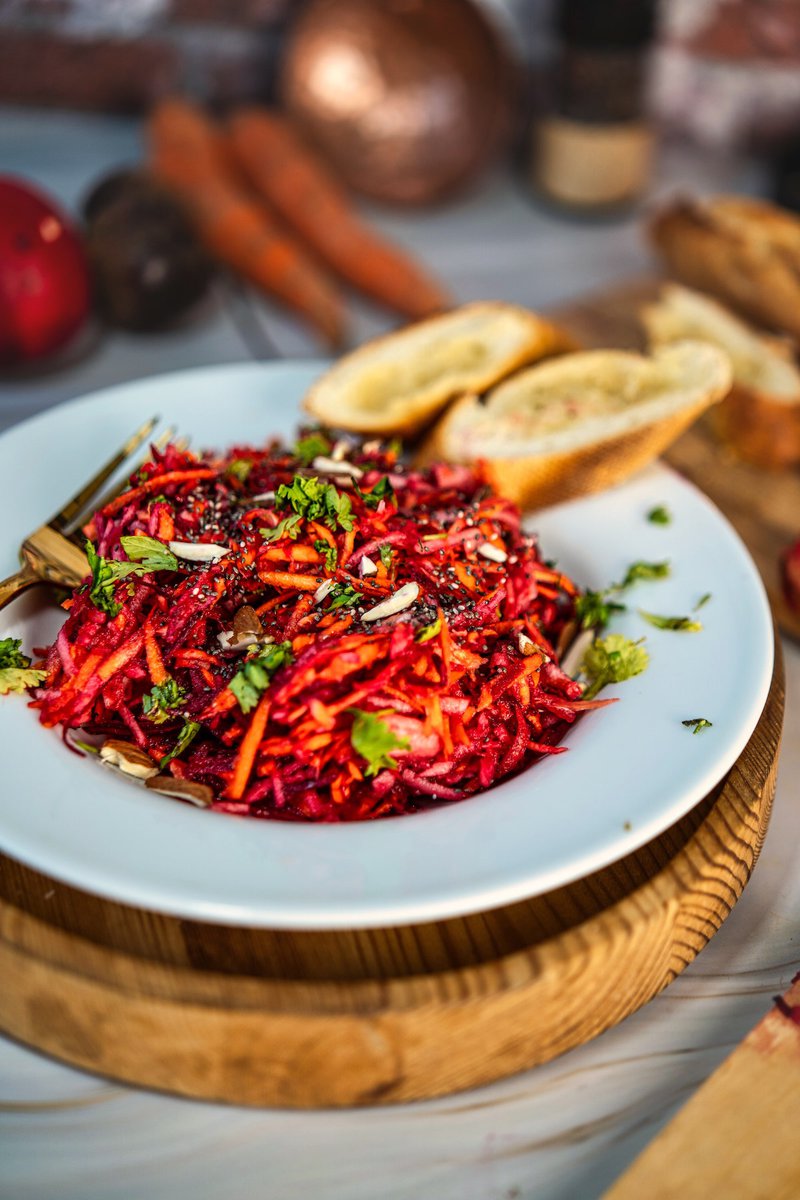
left=359, top=554, right=378, bottom=576
left=232, top=604, right=263, bottom=643
left=145, top=775, right=213, bottom=808
left=331, top=439, right=350, bottom=462
left=314, top=578, right=336, bottom=605
left=517, top=631, right=537, bottom=656
left=168, top=540, right=230, bottom=563
left=311, top=455, right=364, bottom=480
left=250, top=491, right=275, bottom=503
left=362, top=582, right=420, bottom=622
left=100, top=739, right=159, bottom=780
left=478, top=542, right=507, bottom=564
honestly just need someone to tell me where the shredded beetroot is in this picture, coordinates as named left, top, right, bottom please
left=30, top=433, right=605, bottom=822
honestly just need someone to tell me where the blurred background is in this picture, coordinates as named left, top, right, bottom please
left=2, top=0, right=800, bottom=417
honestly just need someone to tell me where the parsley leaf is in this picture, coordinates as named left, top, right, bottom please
left=379, top=544, right=394, bottom=569
left=416, top=615, right=442, bottom=643
left=359, top=475, right=396, bottom=510
left=228, top=641, right=294, bottom=714
left=694, top=592, right=712, bottom=611
left=275, top=475, right=354, bottom=532
left=226, top=458, right=253, bottom=483
left=639, top=610, right=703, bottom=632
left=0, top=638, right=45, bottom=695
left=261, top=513, right=302, bottom=543
left=327, top=583, right=361, bottom=610
left=159, top=720, right=201, bottom=769
left=575, top=590, right=627, bottom=630
left=616, top=560, right=671, bottom=589
left=85, top=540, right=147, bottom=617
left=682, top=717, right=713, bottom=734
left=142, top=677, right=185, bottom=724
left=581, top=634, right=649, bottom=700
left=348, top=708, right=410, bottom=777
left=119, top=535, right=178, bottom=573
left=293, top=431, right=331, bottom=466
left=647, top=506, right=671, bottom=525
left=314, top=539, right=337, bottom=571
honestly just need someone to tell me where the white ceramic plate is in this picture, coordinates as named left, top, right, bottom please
left=0, top=364, right=774, bottom=929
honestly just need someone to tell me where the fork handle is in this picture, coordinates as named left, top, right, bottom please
left=0, top=564, right=41, bottom=612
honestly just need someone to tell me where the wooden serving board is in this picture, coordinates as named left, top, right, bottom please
left=0, top=634, right=783, bottom=1108
left=550, top=278, right=800, bottom=642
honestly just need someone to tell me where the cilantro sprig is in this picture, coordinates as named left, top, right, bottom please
left=228, top=641, right=294, bottom=714
left=327, top=583, right=361, bottom=611
left=314, top=539, right=338, bottom=571
left=159, top=720, right=201, bottom=769
left=348, top=708, right=410, bottom=777
left=575, top=561, right=671, bottom=631
left=581, top=634, right=649, bottom=700
left=85, top=537, right=178, bottom=617
left=142, top=677, right=185, bottom=724
left=0, top=636, right=46, bottom=696
left=639, top=610, right=703, bottom=633
left=275, top=475, right=354, bottom=532
left=293, top=431, right=331, bottom=466
left=358, top=475, right=396, bottom=510
left=683, top=717, right=713, bottom=734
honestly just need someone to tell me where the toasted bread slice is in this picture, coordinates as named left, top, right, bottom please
left=302, top=302, right=573, bottom=438
left=419, top=342, right=731, bottom=510
left=649, top=195, right=800, bottom=342
left=643, top=284, right=800, bottom=468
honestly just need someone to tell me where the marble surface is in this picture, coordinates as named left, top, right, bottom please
left=0, top=109, right=798, bottom=1200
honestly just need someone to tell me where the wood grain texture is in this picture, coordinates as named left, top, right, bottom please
left=550, top=278, right=800, bottom=642
left=0, top=637, right=783, bottom=1108
left=603, top=970, right=800, bottom=1200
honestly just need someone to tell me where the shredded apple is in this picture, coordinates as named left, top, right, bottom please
left=31, top=431, right=613, bottom=821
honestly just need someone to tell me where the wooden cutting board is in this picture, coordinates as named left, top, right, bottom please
left=550, top=278, right=800, bottom=642
left=0, top=634, right=783, bottom=1108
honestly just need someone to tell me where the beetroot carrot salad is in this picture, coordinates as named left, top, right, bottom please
left=31, top=431, right=610, bottom=821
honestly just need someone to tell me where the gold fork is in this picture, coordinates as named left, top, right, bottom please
left=0, top=416, right=162, bottom=612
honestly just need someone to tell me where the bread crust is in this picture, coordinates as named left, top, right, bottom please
left=712, top=384, right=800, bottom=470
left=302, top=302, right=575, bottom=438
left=418, top=343, right=731, bottom=510
left=649, top=196, right=800, bottom=341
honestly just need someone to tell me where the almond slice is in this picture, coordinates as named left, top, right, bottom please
left=359, top=555, right=378, bottom=576
left=362, top=582, right=420, bottom=622
left=99, top=739, right=159, bottom=779
left=314, top=578, right=336, bottom=605
left=168, top=541, right=230, bottom=563
left=145, top=775, right=213, bottom=808
left=311, top=455, right=364, bottom=480
left=478, top=542, right=507, bottom=564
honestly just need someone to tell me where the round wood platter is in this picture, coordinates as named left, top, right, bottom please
left=0, top=634, right=784, bottom=1109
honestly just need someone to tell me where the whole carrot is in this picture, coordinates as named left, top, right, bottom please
left=227, top=108, right=451, bottom=321
left=147, top=99, right=346, bottom=348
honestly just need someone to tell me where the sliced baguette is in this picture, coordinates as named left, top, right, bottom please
left=649, top=194, right=800, bottom=342
left=302, top=302, right=573, bottom=438
left=643, top=283, right=800, bottom=469
left=419, top=342, right=732, bottom=510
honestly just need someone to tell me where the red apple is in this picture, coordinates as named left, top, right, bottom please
left=0, top=176, right=91, bottom=366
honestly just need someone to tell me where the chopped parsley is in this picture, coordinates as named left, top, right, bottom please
left=359, top=475, right=396, bottom=509
left=119, top=535, right=179, bottom=573
left=261, top=513, right=302, bottom=543
left=327, top=583, right=361, bottom=610
left=647, top=506, right=671, bottom=525
left=639, top=610, right=703, bottom=632
left=142, top=677, right=185, bottom=724
left=314, top=538, right=338, bottom=571
left=228, top=641, right=294, bottom=714
left=416, top=615, right=442, bottom=643
left=348, top=708, right=410, bottom=777
left=293, top=431, right=331, bottom=465
left=682, top=717, right=713, bottom=734
left=694, top=592, right=712, bottom=611
left=575, top=590, right=627, bottom=631
left=0, top=636, right=46, bottom=695
left=226, top=458, right=253, bottom=483
left=616, top=560, right=671, bottom=589
left=159, top=720, right=201, bottom=769
left=581, top=634, right=649, bottom=700
left=275, top=475, right=354, bottom=532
